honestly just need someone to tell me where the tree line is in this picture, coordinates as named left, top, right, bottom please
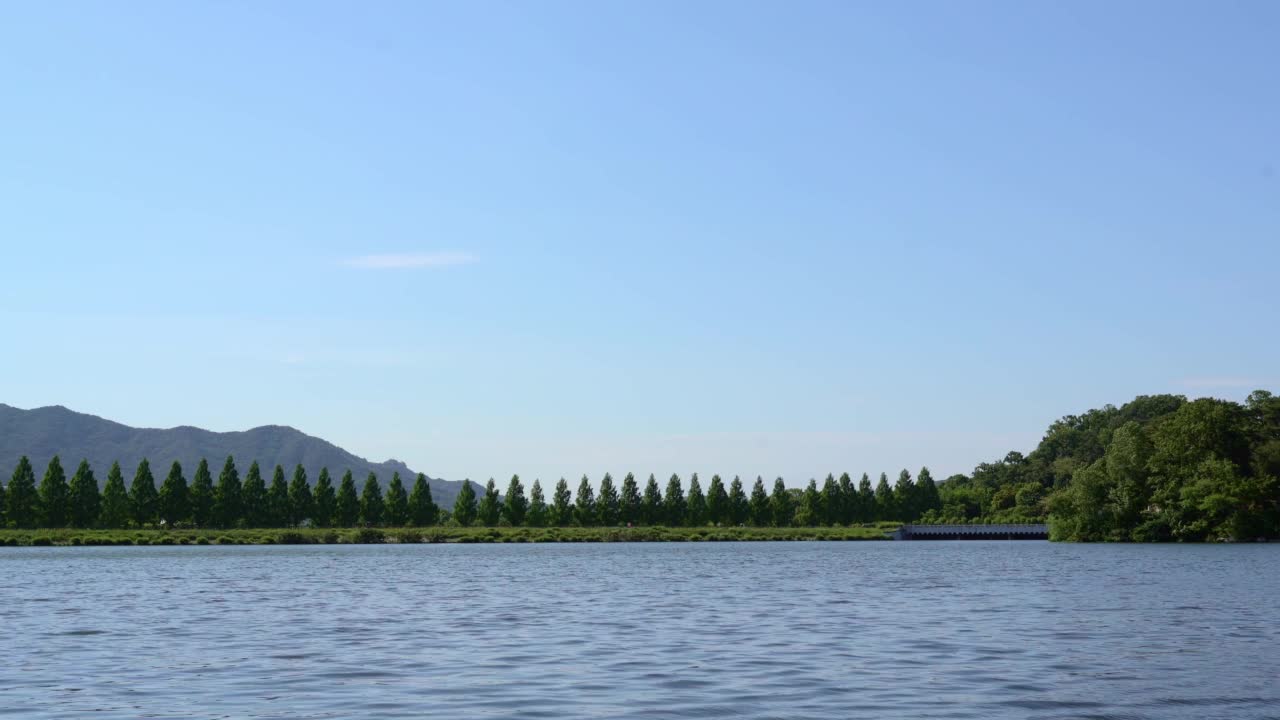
left=0, top=455, right=942, bottom=529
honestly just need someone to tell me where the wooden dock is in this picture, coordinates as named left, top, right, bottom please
left=890, top=523, right=1048, bottom=540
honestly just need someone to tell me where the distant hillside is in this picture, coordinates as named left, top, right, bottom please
left=0, top=404, right=463, bottom=507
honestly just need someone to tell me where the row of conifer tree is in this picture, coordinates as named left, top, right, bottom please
left=0, top=455, right=942, bottom=529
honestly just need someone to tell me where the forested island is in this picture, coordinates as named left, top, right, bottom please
left=1, top=390, right=1276, bottom=543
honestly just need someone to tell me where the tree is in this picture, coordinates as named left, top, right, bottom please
left=795, top=479, right=822, bottom=526
left=241, top=462, right=267, bottom=527
left=478, top=478, right=501, bottom=526
left=838, top=473, right=856, bottom=524
left=408, top=473, right=438, bottom=526
left=769, top=477, right=793, bottom=526
left=385, top=472, right=409, bottom=526
left=663, top=474, right=686, bottom=526
left=68, top=459, right=101, bottom=528
left=158, top=461, right=189, bottom=526
left=266, top=465, right=289, bottom=527
left=38, top=455, right=70, bottom=527
left=313, top=468, right=336, bottom=527
left=727, top=476, right=748, bottom=526
left=452, top=479, right=478, bottom=527
left=129, top=458, right=157, bottom=528
left=619, top=473, right=642, bottom=525
left=748, top=476, right=770, bottom=526
left=895, top=469, right=917, bottom=521
left=575, top=475, right=596, bottom=526
left=875, top=472, right=896, bottom=521
left=916, top=467, right=941, bottom=518
left=598, top=473, right=620, bottom=526
left=641, top=474, right=663, bottom=525
left=100, top=461, right=130, bottom=528
left=857, top=473, right=876, bottom=523
left=0, top=477, right=4, bottom=527
left=503, top=475, right=528, bottom=526
left=289, top=465, right=313, bottom=526
left=6, top=457, right=38, bottom=528
left=550, top=478, right=572, bottom=526
left=685, top=474, right=706, bottom=526
left=213, top=456, right=242, bottom=529
left=526, top=479, right=548, bottom=527
left=820, top=474, right=841, bottom=526
left=705, top=474, right=728, bottom=525
left=189, top=459, right=214, bottom=528
left=360, top=473, right=384, bottom=526
left=336, top=470, right=359, bottom=527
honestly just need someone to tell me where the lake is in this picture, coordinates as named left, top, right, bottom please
left=2, top=542, right=1277, bottom=719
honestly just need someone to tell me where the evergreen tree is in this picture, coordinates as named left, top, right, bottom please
left=408, top=473, right=438, bottom=526
left=727, top=476, right=748, bottom=526
left=620, top=473, right=642, bottom=525
left=266, top=465, right=289, bottom=527
left=685, top=474, right=706, bottom=526
left=820, top=473, right=841, bottom=525
left=477, top=478, right=501, bottom=526
left=189, top=459, right=214, bottom=528
left=795, top=478, right=822, bottom=525
left=770, top=477, right=794, bottom=526
left=213, top=456, right=242, bottom=529
left=663, top=474, right=686, bottom=526
left=0, top=474, right=6, bottom=527
left=916, top=467, right=941, bottom=518
left=385, top=472, right=409, bottom=526
left=875, top=472, right=896, bottom=521
left=641, top=474, right=662, bottom=525
left=129, top=458, right=157, bottom=528
left=895, top=469, right=917, bottom=521
left=336, top=470, right=359, bottom=527
left=748, top=476, right=771, bottom=526
left=574, top=475, right=596, bottom=526
left=503, top=475, right=528, bottom=526
left=858, top=473, right=876, bottom=523
left=39, top=456, right=70, bottom=527
left=705, top=474, right=728, bottom=525
left=360, top=472, right=384, bottom=526
left=289, top=465, right=313, bottom=526
left=240, top=462, right=267, bottom=527
left=526, top=479, right=547, bottom=527
left=157, top=461, right=189, bottom=525
left=100, top=461, right=130, bottom=529
left=452, top=479, right=478, bottom=527
left=313, top=468, right=336, bottom=527
left=838, top=472, right=856, bottom=524
left=597, top=473, right=620, bottom=526
left=68, top=459, right=101, bottom=528
left=550, top=478, right=572, bottom=526
left=6, top=457, right=38, bottom=528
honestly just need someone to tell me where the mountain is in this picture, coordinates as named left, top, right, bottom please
left=0, top=404, right=464, bottom=507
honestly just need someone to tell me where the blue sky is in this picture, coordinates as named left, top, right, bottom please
left=2, top=1, right=1277, bottom=486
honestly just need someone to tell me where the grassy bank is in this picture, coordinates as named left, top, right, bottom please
left=0, top=524, right=896, bottom=547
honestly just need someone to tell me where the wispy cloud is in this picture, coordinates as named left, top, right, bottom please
left=342, top=252, right=476, bottom=269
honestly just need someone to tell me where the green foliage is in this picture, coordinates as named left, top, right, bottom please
left=794, top=479, right=821, bottom=526
left=266, top=465, right=289, bottom=527
left=857, top=474, right=875, bottom=523
left=39, top=456, right=70, bottom=527
left=769, top=477, right=793, bottom=527
left=894, top=469, right=916, bottom=521
left=240, top=462, right=267, bottom=527
left=663, top=474, right=686, bottom=526
left=336, top=470, right=359, bottom=527
left=526, top=479, right=547, bottom=528
left=820, top=474, right=841, bottom=525
left=129, top=458, right=157, bottom=527
left=548, top=478, right=570, bottom=526
left=874, top=473, right=895, bottom=521
left=503, top=475, right=527, bottom=526
left=5, top=457, right=39, bottom=528
left=477, top=478, right=501, bottom=526
left=312, top=468, right=335, bottom=527
left=452, top=479, right=478, bottom=527
left=288, top=465, right=313, bottom=526
left=641, top=474, right=662, bottom=525
left=685, top=474, right=706, bottom=526
left=408, top=472, right=438, bottom=527
left=837, top=473, right=855, bottom=524
left=619, top=473, right=641, bottom=525
left=213, top=456, right=242, bottom=529
left=385, top=472, right=409, bottom=527
left=68, top=459, right=101, bottom=528
left=597, top=473, right=620, bottom=526
left=727, top=476, right=748, bottom=526
left=189, top=459, right=214, bottom=528
left=748, top=476, right=770, bottom=526
left=574, top=475, right=596, bottom=526
left=158, top=461, right=189, bottom=525
left=99, top=461, right=130, bottom=529
left=359, top=473, right=384, bottom=526
left=705, top=474, right=728, bottom=525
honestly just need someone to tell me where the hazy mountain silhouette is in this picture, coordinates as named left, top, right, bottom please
left=0, top=403, right=463, bottom=506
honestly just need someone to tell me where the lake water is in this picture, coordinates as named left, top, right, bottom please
left=1, top=542, right=1277, bottom=719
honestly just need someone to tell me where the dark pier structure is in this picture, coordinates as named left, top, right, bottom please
left=890, top=523, right=1048, bottom=540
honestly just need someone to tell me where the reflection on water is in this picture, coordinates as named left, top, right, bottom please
left=2, top=542, right=1277, bottom=719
